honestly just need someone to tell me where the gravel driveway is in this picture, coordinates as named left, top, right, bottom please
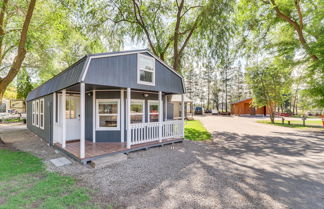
left=1, top=118, right=323, bottom=209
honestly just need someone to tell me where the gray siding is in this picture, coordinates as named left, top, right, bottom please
left=85, top=91, right=166, bottom=143
left=27, top=57, right=87, bottom=101
left=27, top=94, right=53, bottom=144
left=84, top=53, right=184, bottom=94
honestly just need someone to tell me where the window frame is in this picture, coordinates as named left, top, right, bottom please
left=137, top=54, right=155, bottom=86
left=96, top=99, right=120, bottom=131
left=39, top=98, right=44, bottom=129
left=130, top=99, right=145, bottom=124
left=32, top=101, right=35, bottom=126
left=147, top=100, right=159, bottom=122
left=35, top=100, right=39, bottom=127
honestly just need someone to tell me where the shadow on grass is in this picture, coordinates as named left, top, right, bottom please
left=184, top=128, right=211, bottom=141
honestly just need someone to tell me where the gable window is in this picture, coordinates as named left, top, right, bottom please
left=131, top=100, right=144, bottom=123
left=148, top=101, right=159, bottom=122
left=96, top=99, right=120, bottom=130
left=137, top=54, right=155, bottom=85
left=39, top=98, right=44, bottom=129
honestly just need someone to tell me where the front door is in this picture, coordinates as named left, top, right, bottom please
left=65, top=95, right=80, bottom=141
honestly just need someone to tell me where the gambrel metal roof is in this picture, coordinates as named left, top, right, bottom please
left=27, top=49, right=184, bottom=101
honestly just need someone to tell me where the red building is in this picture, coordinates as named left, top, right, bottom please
left=231, top=98, right=269, bottom=116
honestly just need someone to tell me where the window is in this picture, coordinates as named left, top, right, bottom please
left=32, top=101, right=35, bottom=125
left=96, top=99, right=120, bottom=130
left=131, top=100, right=144, bottom=123
left=137, top=54, right=155, bottom=85
left=39, top=98, right=44, bottom=129
left=35, top=100, right=39, bottom=127
left=148, top=101, right=159, bottom=122
left=66, top=98, right=76, bottom=119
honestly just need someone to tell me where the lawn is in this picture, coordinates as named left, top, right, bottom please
left=0, top=149, right=104, bottom=209
left=184, top=120, right=212, bottom=140
left=257, top=119, right=323, bottom=129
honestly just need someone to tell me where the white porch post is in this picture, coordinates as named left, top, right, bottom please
left=62, top=89, right=66, bottom=148
left=126, top=88, right=131, bottom=148
left=164, top=95, right=167, bottom=121
left=181, top=94, right=185, bottom=138
left=92, top=90, right=96, bottom=143
left=120, top=89, right=125, bottom=143
left=159, top=91, right=163, bottom=142
left=80, top=83, right=85, bottom=159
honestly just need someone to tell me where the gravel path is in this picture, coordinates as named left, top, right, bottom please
left=1, top=118, right=323, bottom=209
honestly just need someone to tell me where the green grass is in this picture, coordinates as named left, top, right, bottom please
left=1, top=118, right=23, bottom=123
left=184, top=120, right=212, bottom=140
left=257, top=119, right=323, bottom=129
left=0, top=149, right=103, bottom=209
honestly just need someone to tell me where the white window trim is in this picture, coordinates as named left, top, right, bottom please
left=35, top=100, right=39, bottom=127
left=39, top=98, right=44, bottom=130
left=147, top=100, right=159, bottom=122
left=96, top=99, right=120, bottom=131
left=137, top=54, right=155, bottom=86
left=130, top=99, right=145, bottom=123
left=32, top=101, right=35, bottom=126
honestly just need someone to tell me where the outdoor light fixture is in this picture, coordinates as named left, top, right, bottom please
left=143, top=93, right=149, bottom=98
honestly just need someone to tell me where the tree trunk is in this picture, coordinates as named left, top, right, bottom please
left=0, top=0, right=36, bottom=103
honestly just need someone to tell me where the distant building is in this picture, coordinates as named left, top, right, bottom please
left=231, top=98, right=269, bottom=116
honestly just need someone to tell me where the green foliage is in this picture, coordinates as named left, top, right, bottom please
left=185, top=120, right=212, bottom=140
left=16, top=68, right=33, bottom=100
left=245, top=56, right=293, bottom=121
left=236, top=0, right=324, bottom=109
left=0, top=149, right=101, bottom=209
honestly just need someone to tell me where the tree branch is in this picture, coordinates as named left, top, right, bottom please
left=0, top=0, right=9, bottom=64
left=0, top=0, right=36, bottom=94
left=269, top=0, right=318, bottom=61
left=294, top=0, right=303, bottom=30
left=131, top=0, right=158, bottom=55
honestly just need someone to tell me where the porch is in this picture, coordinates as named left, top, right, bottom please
left=52, top=84, right=185, bottom=163
left=55, top=138, right=183, bottom=164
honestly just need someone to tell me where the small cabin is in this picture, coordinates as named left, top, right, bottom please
left=231, top=98, right=268, bottom=116
left=26, top=49, right=186, bottom=164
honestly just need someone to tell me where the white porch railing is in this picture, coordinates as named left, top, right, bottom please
left=129, top=120, right=184, bottom=146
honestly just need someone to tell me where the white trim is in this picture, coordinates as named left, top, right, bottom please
left=126, top=88, right=131, bottom=149
left=120, top=89, right=124, bottom=142
left=32, top=101, right=35, bottom=126
left=39, top=98, right=44, bottom=130
left=80, top=49, right=183, bottom=84
left=53, top=92, right=56, bottom=128
left=130, top=99, right=145, bottom=123
left=137, top=54, right=155, bottom=86
left=164, top=95, right=168, bottom=120
left=35, top=100, right=39, bottom=127
left=62, top=89, right=66, bottom=148
left=158, top=91, right=163, bottom=142
left=147, top=100, right=159, bottom=122
left=92, top=90, right=96, bottom=142
left=96, top=99, right=120, bottom=131
left=80, top=83, right=85, bottom=159
left=181, top=94, right=185, bottom=137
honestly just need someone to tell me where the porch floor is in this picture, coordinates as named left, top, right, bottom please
left=54, top=138, right=183, bottom=164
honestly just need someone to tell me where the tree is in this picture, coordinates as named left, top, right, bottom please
left=246, top=57, right=293, bottom=123
left=236, top=0, right=323, bottom=109
left=0, top=0, right=36, bottom=103
left=86, top=0, right=234, bottom=73
left=16, top=68, right=33, bottom=100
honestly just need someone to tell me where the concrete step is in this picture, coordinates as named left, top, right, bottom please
left=90, top=153, right=127, bottom=168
